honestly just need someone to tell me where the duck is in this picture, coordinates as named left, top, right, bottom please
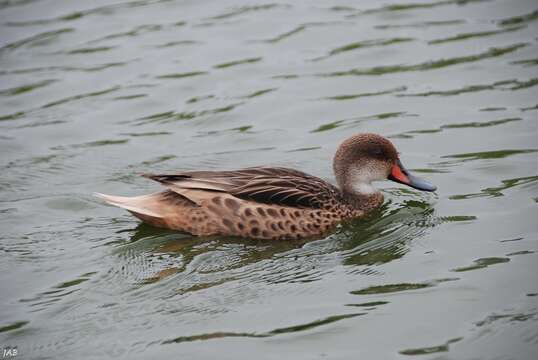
left=96, top=133, right=436, bottom=240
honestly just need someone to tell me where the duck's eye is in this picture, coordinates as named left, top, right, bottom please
left=368, top=147, right=384, bottom=157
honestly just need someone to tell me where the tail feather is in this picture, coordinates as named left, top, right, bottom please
left=94, top=192, right=164, bottom=218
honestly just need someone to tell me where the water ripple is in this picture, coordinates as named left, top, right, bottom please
left=88, top=24, right=163, bottom=44
left=318, top=44, right=527, bottom=77
left=0, top=28, right=74, bottom=52
left=208, top=3, right=289, bottom=21
left=441, top=149, right=538, bottom=162
left=428, top=25, right=525, bottom=45
left=498, top=9, right=538, bottom=26
left=399, top=78, right=538, bottom=97
left=375, top=19, right=465, bottom=29
left=449, top=175, right=538, bottom=200
left=348, top=0, right=490, bottom=18
left=311, top=111, right=412, bottom=133
left=213, top=57, right=262, bottom=69
left=161, top=312, right=364, bottom=344
left=132, top=102, right=243, bottom=125
left=351, top=279, right=454, bottom=295
left=393, top=117, right=523, bottom=139
left=41, top=86, right=120, bottom=108
left=399, top=337, right=463, bottom=355
left=321, top=86, right=406, bottom=101
left=451, top=257, right=510, bottom=272
left=314, top=38, right=414, bottom=61
left=5, top=0, right=160, bottom=26
left=156, top=71, right=207, bottom=79
left=0, top=79, right=57, bottom=97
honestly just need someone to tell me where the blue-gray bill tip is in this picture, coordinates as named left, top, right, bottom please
left=388, top=159, right=437, bottom=192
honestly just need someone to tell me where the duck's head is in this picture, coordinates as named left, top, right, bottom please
left=333, top=133, right=437, bottom=195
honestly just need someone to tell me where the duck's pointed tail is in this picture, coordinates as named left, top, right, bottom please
left=95, top=190, right=205, bottom=231
left=94, top=192, right=164, bottom=218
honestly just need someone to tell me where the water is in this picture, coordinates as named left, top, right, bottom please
left=1, top=0, right=537, bottom=358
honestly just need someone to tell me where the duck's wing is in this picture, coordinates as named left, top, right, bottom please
left=143, top=167, right=340, bottom=209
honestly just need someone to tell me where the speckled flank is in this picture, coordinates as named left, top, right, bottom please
left=97, top=133, right=420, bottom=239
left=205, top=194, right=360, bottom=240
left=124, top=191, right=363, bottom=239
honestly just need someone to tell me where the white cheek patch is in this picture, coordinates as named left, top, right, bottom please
left=353, top=182, right=376, bottom=194
left=349, top=161, right=388, bottom=195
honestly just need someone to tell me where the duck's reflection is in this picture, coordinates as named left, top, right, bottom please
left=338, top=197, right=436, bottom=267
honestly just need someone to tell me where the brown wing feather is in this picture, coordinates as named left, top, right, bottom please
left=143, top=167, right=341, bottom=209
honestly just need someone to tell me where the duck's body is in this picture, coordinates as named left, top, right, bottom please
left=97, top=167, right=368, bottom=239
left=97, top=134, right=436, bottom=239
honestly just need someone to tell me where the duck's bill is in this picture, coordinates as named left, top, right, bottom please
left=388, top=159, right=437, bottom=192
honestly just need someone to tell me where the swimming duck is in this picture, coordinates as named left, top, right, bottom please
left=96, top=133, right=436, bottom=240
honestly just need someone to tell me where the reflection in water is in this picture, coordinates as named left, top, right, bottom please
left=120, top=223, right=311, bottom=286
left=336, top=197, right=458, bottom=268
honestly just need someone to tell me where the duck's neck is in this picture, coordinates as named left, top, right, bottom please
left=341, top=185, right=384, bottom=212
left=333, top=159, right=385, bottom=212
left=336, top=169, right=384, bottom=211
